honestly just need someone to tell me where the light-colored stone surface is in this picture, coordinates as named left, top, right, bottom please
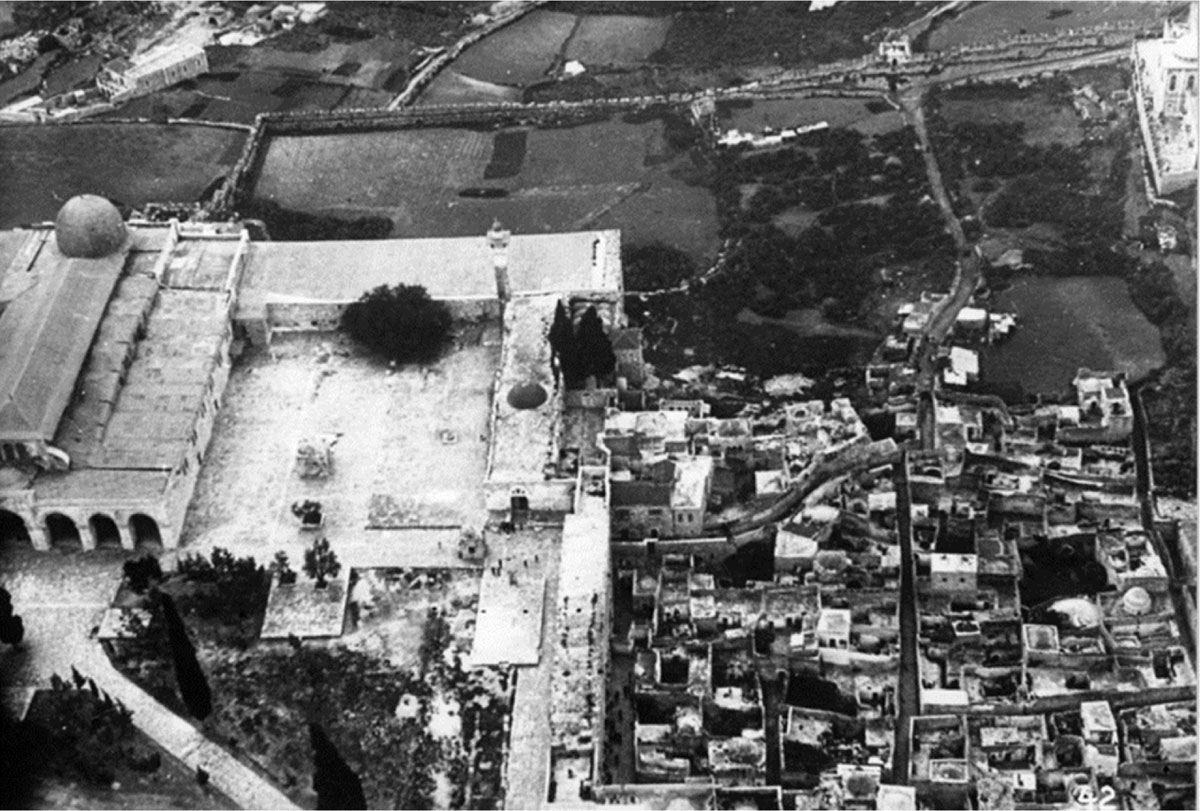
left=498, top=527, right=563, bottom=810
left=179, top=333, right=499, bottom=556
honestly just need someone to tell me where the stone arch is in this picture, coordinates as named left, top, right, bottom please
left=0, top=510, right=31, bottom=546
left=89, top=514, right=122, bottom=549
left=45, top=513, right=82, bottom=551
left=129, top=514, right=162, bottom=549
left=509, top=486, right=529, bottom=515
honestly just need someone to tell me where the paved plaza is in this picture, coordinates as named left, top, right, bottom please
left=178, top=332, right=500, bottom=565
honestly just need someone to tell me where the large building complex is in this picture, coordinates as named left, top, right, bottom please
left=1132, top=3, right=1198, bottom=195
left=0, top=197, right=622, bottom=553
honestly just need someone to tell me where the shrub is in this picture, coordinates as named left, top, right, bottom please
left=123, top=555, right=163, bottom=594
left=303, top=537, right=341, bottom=589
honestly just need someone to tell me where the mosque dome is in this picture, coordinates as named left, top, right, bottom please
left=54, top=195, right=127, bottom=258
left=1122, top=586, right=1153, bottom=616
left=507, top=381, right=548, bottom=410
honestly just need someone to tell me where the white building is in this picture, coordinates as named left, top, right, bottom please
left=97, top=43, right=209, bottom=103
left=930, top=554, right=977, bottom=592
left=1132, top=3, right=1198, bottom=194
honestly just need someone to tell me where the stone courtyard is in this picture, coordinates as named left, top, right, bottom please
left=177, top=330, right=501, bottom=567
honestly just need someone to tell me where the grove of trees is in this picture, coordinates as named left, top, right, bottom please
left=549, top=302, right=616, bottom=389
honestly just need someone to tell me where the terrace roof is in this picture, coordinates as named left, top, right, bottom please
left=0, top=233, right=127, bottom=440
left=239, top=229, right=621, bottom=314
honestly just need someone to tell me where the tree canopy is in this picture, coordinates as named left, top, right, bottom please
left=340, top=284, right=452, bottom=364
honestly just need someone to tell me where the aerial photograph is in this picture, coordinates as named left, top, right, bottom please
left=0, top=0, right=1195, bottom=809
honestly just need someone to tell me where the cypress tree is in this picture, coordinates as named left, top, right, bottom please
left=576, top=306, right=616, bottom=381
left=159, top=592, right=212, bottom=720
left=548, top=300, right=577, bottom=387
left=309, top=723, right=366, bottom=810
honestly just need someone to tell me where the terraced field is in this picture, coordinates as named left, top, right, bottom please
left=248, top=114, right=720, bottom=263
left=0, top=123, right=246, bottom=228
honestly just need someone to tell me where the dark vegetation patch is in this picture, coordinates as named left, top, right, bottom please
left=1130, top=261, right=1196, bottom=496
left=242, top=199, right=392, bottom=240
left=269, top=2, right=474, bottom=51
left=483, top=129, right=528, bottom=180
left=3, top=683, right=230, bottom=810
left=648, top=2, right=925, bottom=69
left=632, top=123, right=949, bottom=378
left=622, top=242, right=697, bottom=291
left=713, top=126, right=950, bottom=322
left=110, top=557, right=513, bottom=809
left=927, top=83, right=1126, bottom=239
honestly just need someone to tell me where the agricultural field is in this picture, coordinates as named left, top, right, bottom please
left=925, top=1, right=1172, bottom=52
left=0, top=124, right=246, bottom=228
left=418, top=70, right=523, bottom=106
left=248, top=113, right=720, bottom=264
left=937, top=88, right=1083, bottom=148
left=446, top=3, right=922, bottom=99
left=105, top=73, right=362, bottom=125
left=563, top=14, right=673, bottom=67
left=980, top=275, right=1165, bottom=397
left=453, top=9, right=578, bottom=87
left=648, top=1, right=926, bottom=67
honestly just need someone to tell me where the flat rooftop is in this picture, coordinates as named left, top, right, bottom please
left=486, top=294, right=560, bottom=485
left=0, top=231, right=127, bottom=440
left=54, top=281, right=228, bottom=470
left=238, top=229, right=621, bottom=315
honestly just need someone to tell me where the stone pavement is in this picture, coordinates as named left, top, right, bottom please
left=0, top=546, right=297, bottom=810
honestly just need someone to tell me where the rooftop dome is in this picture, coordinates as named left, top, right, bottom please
left=507, top=381, right=548, bottom=410
left=1049, top=597, right=1102, bottom=629
left=1122, top=586, right=1153, bottom=616
left=54, top=195, right=127, bottom=258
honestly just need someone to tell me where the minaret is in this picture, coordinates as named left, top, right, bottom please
left=486, top=219, right=511, bottom=303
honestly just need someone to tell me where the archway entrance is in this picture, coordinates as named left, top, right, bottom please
left=0, top=510, right=30, bottom=546
left=129, top=514, right=162, bottom=549
left=509, top=488, right=529, bottom=526
left=45, top=513, right=82, bottom=551
left=89, top=514, right=122, bottom=549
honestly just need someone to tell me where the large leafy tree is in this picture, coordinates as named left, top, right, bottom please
left=340, top=284, right=452, bottom=364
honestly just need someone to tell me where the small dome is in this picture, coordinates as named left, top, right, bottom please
left=507, top=382, right=547, bottom=410
left=54, top=195, right=127, bottom=258
left=1049, top=597, right=1102, bottom=629
left=1123, top=587, right=1152, bottom=616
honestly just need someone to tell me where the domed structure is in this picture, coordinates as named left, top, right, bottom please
left=1122, top=586, right=1153, bottom=616
left=507, top=381, right=547, bottom=410
left=1048, top=597, right=1102, bottom=629
left=54, top=195, right=127, bottom=258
